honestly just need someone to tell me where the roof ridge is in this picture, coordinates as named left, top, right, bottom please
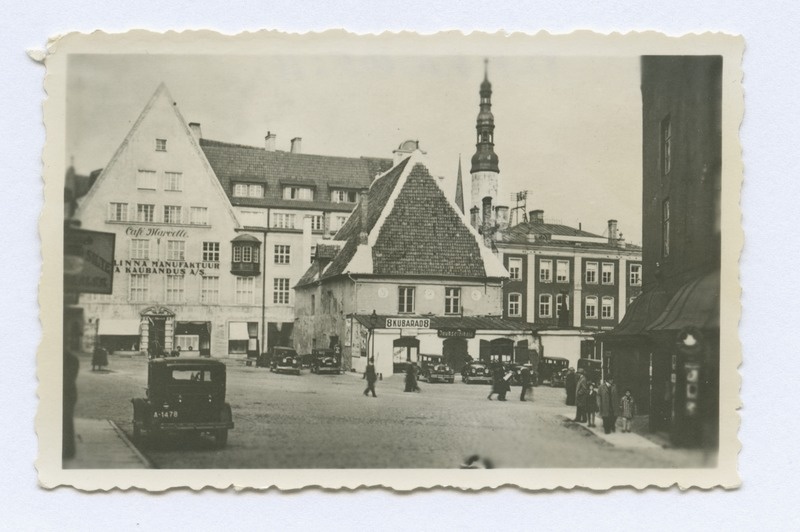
left=200, top=137, right=391, bottom=163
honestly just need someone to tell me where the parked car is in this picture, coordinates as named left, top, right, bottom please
left=537, top=356, right=569, bottom=386
left=577, top=357, right=602, bottom=384
left=506, top=363, right=536, bottom=386
left=269, top=346, right=302, bottom=375
left=550, top=367, right=570, bottom=388
left=310, top=348, right=341, bottom=375
left=417, top=354, right=455, bottom=383
left=461, top=361, right=493, bottom=384
left=131, top=358, right=234, bottom=448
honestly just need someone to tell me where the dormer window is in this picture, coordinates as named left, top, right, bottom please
left=332, top=189, right=359, bottom=203
left=230, top=235, right=261, bottom=276
left=156, top=138, right=167, bottom=152
left=234, top=183, right=264, bottom=198
left=283, top=186, right=313, bottom=201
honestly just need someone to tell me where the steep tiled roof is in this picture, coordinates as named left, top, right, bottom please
left=199, top=138, right=393, bottom=209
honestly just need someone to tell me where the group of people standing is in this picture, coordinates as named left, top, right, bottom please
left=566, top=368, right=637, bottom=434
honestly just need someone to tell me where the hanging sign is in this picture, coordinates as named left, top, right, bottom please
left=437, top=328, right=476, bottom=339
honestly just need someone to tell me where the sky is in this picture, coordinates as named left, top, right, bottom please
left=67, top=54, right=643, bottom=243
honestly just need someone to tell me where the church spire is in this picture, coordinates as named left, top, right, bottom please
left=471, top=58, right=499, bottom=174
left=455, top=155, right=465, bottom=213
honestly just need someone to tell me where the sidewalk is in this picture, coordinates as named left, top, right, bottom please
left=64, top=418, right=152, bottom=469
left=556, top=408, right=662, bottom=450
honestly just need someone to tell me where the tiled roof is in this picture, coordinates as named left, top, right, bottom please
left=199, top=138, right=393, bottom=209
left=500, top=221, right=642, bottom=251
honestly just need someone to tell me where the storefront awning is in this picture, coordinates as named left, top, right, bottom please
left=97, top=319, right=140, bottom=336
left=350, top=314, right=534, bottom=332
left=598, top=289, right=669, bottom=338
left=228, top=322, right=250, bottom=340
left=647, top=269, right=720, bottom=332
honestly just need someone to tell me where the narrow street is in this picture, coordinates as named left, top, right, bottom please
left=73, top=354, right=709, bottom=469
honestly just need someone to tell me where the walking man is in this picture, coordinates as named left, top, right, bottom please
left=574, top=368, right=588, bottom=422
left=565, top=367, right=576, bottom=406
left=519, top=365, right=533, bottom=402
left=363, top=358, right=378, bottom=397
left=598, top=375, right=619, bottom=434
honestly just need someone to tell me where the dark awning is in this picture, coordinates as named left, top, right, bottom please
left=647, top=269, right=720, bottom=332
left=598, top=289, right=669, bottom=338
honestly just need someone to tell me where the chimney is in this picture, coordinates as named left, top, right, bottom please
left=607, top=219, right=618, bottom=245
left=482, top=197, right=493, bottom=229
left=358, top=189, right=369, bottom=245
left=265, top=132, right=277, bottom=151
left=291, top=137, right=302, bottom=154
left=495, top=205, right=509, bottom=232
left=470, top=206, right=480, bottom=230
left=529, top=209, right=544, bottom=224
left=188, top=122, right=202, bottom=140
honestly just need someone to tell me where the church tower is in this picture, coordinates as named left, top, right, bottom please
left=470, top=59, right=500, bottom=231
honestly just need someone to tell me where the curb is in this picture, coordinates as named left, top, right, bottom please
left=109, top=420, right=154, bottom=469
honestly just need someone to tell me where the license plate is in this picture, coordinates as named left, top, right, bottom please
left=154, top=410, right=178, bottom=419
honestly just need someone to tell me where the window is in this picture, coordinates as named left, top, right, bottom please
left=508, top=258, right=522, bottom=280
left=165, top=275, right=185, bottom=303
left=130, top=239, right=150, bottom=259
left=164, top=172, right=182, bottom=191
left=332, top=189, right=359, bottom=203
left=108, top=202, right=128, bottom=222
left=444, top=287, right=461, bottom=315
left=166, top=240, right=185, bottom=261
left=556, top=293, right=566, bottom=318
left=398, top=287, right=415, bottom=314
left=273, top=212, right=296, bottom=229
left=129, top=274, right=149, bottom=302
left=200, top=276, right=219, bottom=304
left=242, top=245, right=253, bottom=262
left=556, top=260, right=569, bottom=283
left=507, top=293, right=522, bottom=317
left=136, top=170, right=157, bottom=190
left=539, top=259, right=552, bottom=282
left=233, top=184, right=248, bottom=197
left=662, top=198, right=670, bottom=257
left=274, top=245, right=291, bottom=264
left=629, top=264, right=642, bottom=286
left=190, top=207, right=208, bottom=225
left=661, top=115, right=671, bottom=176
left=332, top=215, right=349, bottom=231
left=282, top=186, right=314, bottom=200
left=585, top=296, right=598, bottom=319
left=248, top=184, right=263, bottom=198
left=273, top=278, right=290, bottom=305
left=163, top=205, right=182, bottom=224
left=585, top=262, right=598, bottom=284
left=155, top=138, right=167, bottom=152
left=310, top=245, right=316, bottom=264
left=538, top=294, right=552, bottom=317
left=136, top=203, right=154, bottom=223
left=202, top=242, right=219, bottom=262
left=234, top=277, right=255, bottom=305
left=601, top=262, right=615, bottom=285
left=310, top=215, right=323, bottom=231
left=601, top=296, right=615, bottom=319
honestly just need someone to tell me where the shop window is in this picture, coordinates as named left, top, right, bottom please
left=137, top=203, right=154, bottom=223
left=273, top=278, right=290, bottom=305
left=398, top=286, right=415, bottom=314
left=228, top=321, right=258, bottom=354
left=274, top=245, right=291, bottom=265
left=507, top=293, right=522, bottom=317
left=585, top=262, right=598, bottom=284
left=585, top=296, right=598, bottom=319
left=508, top=257, right=522, bottom=280
left=539, top=259, right=552, bottom=282
left=601, top=262, right=615, bottom=285
left=601, top=296, right=615, bottom=319
left=538, top=294, right=552, bottom=317
left=444, top=287, right=461, bottom=315
left=556, top=260, right=569, bottom=283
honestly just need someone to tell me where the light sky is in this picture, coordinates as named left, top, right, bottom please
left=67, top=54, right=643, bottom=243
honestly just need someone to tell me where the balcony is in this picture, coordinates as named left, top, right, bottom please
left=230, top=261, right=260, bottom=276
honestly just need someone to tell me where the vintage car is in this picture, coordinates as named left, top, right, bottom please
left=537, top=356, right=570, bottom=386
left=461, top=361, right=494, bottom=384
left=550, top=367, right=571, bottom=388
left=310, top=348, right=341, bottom=374
left=131, top=358, right=234, bottom=448
left=418, top=354, right=455, bottom=383
left=506, top=363, right=536, bottom=386
left=577, top=357, right=602, bottom=385
left=270, top=346, right=302, bottom=375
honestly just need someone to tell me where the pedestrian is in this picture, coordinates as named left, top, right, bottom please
left=499, top=365, right=512, bottom=401
left=363, top=358, right=377, bottom=397
left=598, top=375, right=619, bottom=434
left=574, top=368, right=588, bottom=422
left=91, top=344, right=108, bottom=371
left=487, top=363, right=504, bottom=401
left=585, top=382, right=599, bottom=427
left=404, top=363, right=418, bottom=393
left=619, top=388, right=637, bottom=433
left=565, top=367, right=576, bottom=406
left=519, top=366, right=533, bottom=402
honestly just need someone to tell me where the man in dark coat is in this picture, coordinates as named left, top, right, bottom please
left=565, top=368, right=576, bottom=406
left=519, top=366, right=533, bottom=402
left=363, top=358, right=377, bottom=397
left=574, top=369, right=588, bottom=422
left=598, top=375, right=619, bottom=434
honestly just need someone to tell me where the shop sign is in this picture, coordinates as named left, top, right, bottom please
left=64, top=228, right=116, bottom=294
left=385, top=318, right=430, bottom=329
left=437, top=328, right=476, bottom=339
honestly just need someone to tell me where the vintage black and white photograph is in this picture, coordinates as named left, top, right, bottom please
left=41, top=31, right=741, bottom=489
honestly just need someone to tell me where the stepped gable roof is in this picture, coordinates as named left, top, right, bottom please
left=296, top=153, right=507, bottom=286
left=199, top=138, right=393, bottom=209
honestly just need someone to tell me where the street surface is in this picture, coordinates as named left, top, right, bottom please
left=73, top=354, right=709, bottom=469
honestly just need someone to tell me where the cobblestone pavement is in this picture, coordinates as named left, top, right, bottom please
left=73, top=353, right=712, bottom=469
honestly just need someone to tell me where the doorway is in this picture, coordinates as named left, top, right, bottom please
left=442, top=337, right=470, bottom=373
left=392, top=337, right=419, bottom=373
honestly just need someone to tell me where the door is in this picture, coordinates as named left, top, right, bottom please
left=148, top=317, right=166, bottom=357
left=442, top=337, right=469, bottom=373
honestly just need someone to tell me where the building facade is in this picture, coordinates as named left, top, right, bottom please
left=294, top=153, right=537, bottom=377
